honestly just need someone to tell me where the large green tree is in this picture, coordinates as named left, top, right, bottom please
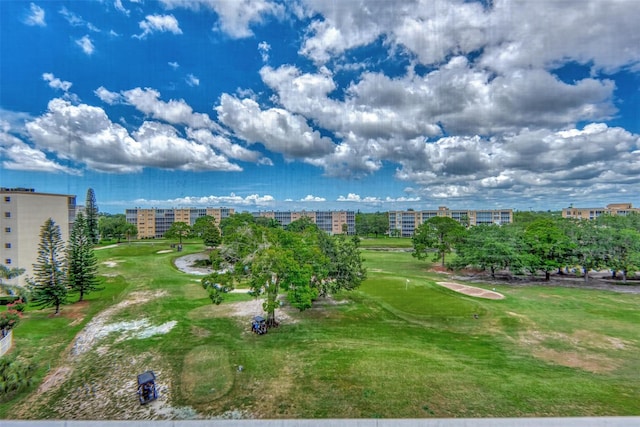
left=192, top=216, right=222, bottom=247
left=209, top=220, right=365, bottom=327
left=566, top=220, right=608, bottom=284
left=247, top=228, right=325, bottom=325
left=355, top=212, right=388, bottom=237
left=522, top=219, right=573, bottom=280
left=164, top=221, right=192, bottom=245
left=219, top=212, right=256, bottom=237
left=99, top=214, right=137, bottom=243
left=452, top=224, right=522, bottom=279
left=595, top=214, right=640, bottom=282
left=317, top=233, right=366, bottom=296
left=27, top=218, right=68, bottom=314
left=412, top=216, right=466, bottom=267
left=85, top=188, right=100, bottom=245
left=67, top=213, right=102, bottom=302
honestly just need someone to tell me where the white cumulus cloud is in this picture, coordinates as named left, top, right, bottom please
left=24, top=3, right=46, bottom=27
left=42, top=73, right=72, bottom=92
left=186, top=74, right=200, bottom=87
left=135, top=14, right=182, bottom=39
left=159, top=0, right=284, bottom=38
left=76, top=35, right=95, bottom=55
left=23, top=98, right=242, bottom=174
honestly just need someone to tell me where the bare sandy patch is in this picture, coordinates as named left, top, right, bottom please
left=532, top=348, right=613, bottom=373
left=14, top=290, right=183, bottom=419
left=37, top=366, right=72, bottom=394
left=102, top=260, right=120, bottom=268
left=436, top=281, right=505, bottom=299
left=72, top=290, right=168, bottom=356
left=514, top=327, right=629, bottom=373
left=190, top=296, right=296, bottom=325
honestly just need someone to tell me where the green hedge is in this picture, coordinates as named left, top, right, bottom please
left=0, top=296, right=19, bottom=305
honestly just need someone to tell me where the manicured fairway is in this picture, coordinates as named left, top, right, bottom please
left=1, top=241, right=639, bottom=419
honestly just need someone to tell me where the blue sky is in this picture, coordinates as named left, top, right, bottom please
left=1, top=0, right=639, bottom=214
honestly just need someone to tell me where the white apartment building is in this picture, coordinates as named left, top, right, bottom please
left=389, top=206, right=513, bottom=237
left=0, top=188, right=76, bottom=286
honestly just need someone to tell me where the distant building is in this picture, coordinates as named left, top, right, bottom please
left=561, top=203, right=640, bottom=220
left=0, top=188, right=76, bottom=286
left=125, top=207, right=235, bottom=238
left=253, top=210, right=355, bottom=235
left=389, top=206, right=513, bottom=237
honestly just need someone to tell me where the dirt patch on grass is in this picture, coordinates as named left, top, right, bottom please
left=61, top=300, right=90, bottom=326
left=436, top=282, right=505, bottom=300
left=13, top=290, right=175, bottom=419
left=532, top=348, right=613, bottom=373
left=509, top=318, right=629, bottom=373
left=102, top=260, right=120, bottom=268
left=189, top=297, right=296, bottom=326
left=72, top=291, right=168, bottom=356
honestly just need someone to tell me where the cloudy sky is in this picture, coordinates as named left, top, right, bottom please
left=1, top=0, right=639, bottom=213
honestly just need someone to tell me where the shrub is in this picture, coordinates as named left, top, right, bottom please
left=0, top=357, right=36, bottom=401
left=6, top=299, right=25, bottom=313
left=0, top=296, right=19, bottom=306
left=0, top=310, right=21, bottom=332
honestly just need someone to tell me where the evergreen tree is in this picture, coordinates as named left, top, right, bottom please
left=85, top=188, right=100, bottom=245
left=27, top=218, right=68, bottom=314
left=67, top=213, right=102, bottom=301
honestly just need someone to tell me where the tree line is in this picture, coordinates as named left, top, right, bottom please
left=412, top=213, right=640, bottom=283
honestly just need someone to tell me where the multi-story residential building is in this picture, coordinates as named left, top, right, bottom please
left=125, top=207, right=235, bottom=238
left=253, top=210, right=356, bottom=235
left=0, top=188, right=76, bottom=286
left=389, top=206, right=513, bottom=237
left=562, top=203, right=640, bottom=220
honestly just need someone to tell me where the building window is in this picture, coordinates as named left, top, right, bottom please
left=4, top=212, right=10, bottom=218
left=4, top=243, right=10, bottom=249
left=5, top=259, right=11, bottom=264
left=3, top=196, right=10, bottom=202
left=4, top=227, right=10, bottom=233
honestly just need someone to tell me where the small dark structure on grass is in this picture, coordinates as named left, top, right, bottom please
left=137, top=370, right=158, bottom=404
left=251, top=315, right=268, bottom=335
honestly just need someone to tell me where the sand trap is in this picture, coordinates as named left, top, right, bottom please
left=102, top=261, right=119, bottom=268
left=436, top=282, right=505, bottom=300
left=157, top=249, right=173, bottom=254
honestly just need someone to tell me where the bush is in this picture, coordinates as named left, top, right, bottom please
left=0, top=310, right=21, bottom=332
left=6, top=299, right=25, bottom=313
left=0, top=296, right=19, bottom=306
left=0, top=357, right=36, bottom=401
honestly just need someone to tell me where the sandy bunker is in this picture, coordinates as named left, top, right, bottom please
left=436, top=282, right=505, bottom=299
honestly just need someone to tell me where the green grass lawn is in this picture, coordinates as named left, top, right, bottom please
left=1, top=241, right=639, bottom=418
left=358, top=237, right=413, bottom=248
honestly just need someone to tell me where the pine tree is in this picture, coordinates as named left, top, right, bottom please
left=27, top=218, right=68, bottom=314
left=85, top=188, right=100, bottom=245
left=67, top=213, right=102, bottom=302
